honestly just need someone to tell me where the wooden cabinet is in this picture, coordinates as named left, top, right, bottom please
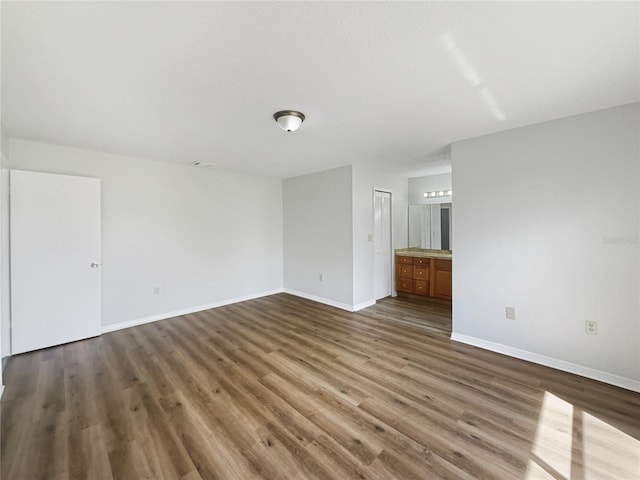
left=396, top=260, right=415, bottom=294
left=395, top=254, right=430, bottom=297
left=395, top=255, right=451, bottom=301
left=431, top=259, right=452, bottom=300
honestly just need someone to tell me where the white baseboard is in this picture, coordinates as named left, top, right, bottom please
left=283, top=289, right=355, bottom=312
left=282, top=290, right=376, bottom=313
left=101, top=289, right=284, bottom=334
left=353, top=299, right=376, bottom=311
left=451, top=333, right=640, bottom=393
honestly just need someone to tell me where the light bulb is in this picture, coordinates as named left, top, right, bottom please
left=276, top=115, right=302, bottom=132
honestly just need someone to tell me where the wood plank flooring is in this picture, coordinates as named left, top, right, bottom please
left=2, top=293, right=639, bottom=479
left=365, top=295, right=452, bottom=337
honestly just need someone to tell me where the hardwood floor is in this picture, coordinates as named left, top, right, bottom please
left=367, top=296, right=452, bottom=337
left=2, top=293, right=639, bottom=479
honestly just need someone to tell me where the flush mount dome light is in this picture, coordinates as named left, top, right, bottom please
left=274, top=110, right=305, bottom=132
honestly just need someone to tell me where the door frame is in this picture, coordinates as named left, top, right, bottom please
left=372, top=187, right=394, bottom=302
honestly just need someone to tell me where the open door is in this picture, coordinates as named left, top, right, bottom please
left=11, top=170, right=101, bottom=354
left=374, top=190, right=392, bottom=300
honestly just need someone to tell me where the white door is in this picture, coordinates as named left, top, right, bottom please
left=11, top=170, right=101, bottom=354
left=374, top=190, right=392, bottom=300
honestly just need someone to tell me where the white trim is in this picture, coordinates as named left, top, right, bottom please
left=283, top=288, right=354, bottom=312
left=353, top=299, right=376, bottom=311
left=0, top=385, right=4, bottom=400
left=100, top=289, right=284, bottom=334
left=451, top=333, right=640, bottom=393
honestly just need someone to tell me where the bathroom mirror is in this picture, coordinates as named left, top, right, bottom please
left=408, top=203, right=452, bottom=250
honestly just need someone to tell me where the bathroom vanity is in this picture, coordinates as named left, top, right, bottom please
left=395, top=249, right=452, bottom=301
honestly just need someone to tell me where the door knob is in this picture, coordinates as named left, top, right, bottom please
left=91, top=262, right=100, bottom=268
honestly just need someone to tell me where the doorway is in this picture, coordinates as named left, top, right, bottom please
left=373, top=189, right=392, bottom=300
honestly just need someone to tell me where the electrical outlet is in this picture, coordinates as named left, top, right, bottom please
left=153, top=286, right=160, bottom=295
left=505, top=307, right=516, bottom=320
left=319, top=274, right=323, bottom=282
left=586, top=321, right=597, bottom=335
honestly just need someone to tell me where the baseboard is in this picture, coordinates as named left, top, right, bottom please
left=283, top=289, right=355, bottom=312
left=451, top=333, right=640, bottom=393
left=101, top=289, right=284, bottom=334
left=353, top=299, right=376, bottom=311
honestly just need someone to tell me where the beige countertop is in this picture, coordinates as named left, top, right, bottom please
left=395, top=248, right=452, bottom=259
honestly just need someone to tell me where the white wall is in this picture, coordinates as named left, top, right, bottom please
left=352, top=163, right=408, bottom=307
left=0, top=126, right=9, bottom=384
left=452, top=103, right=640, bottom=389
left=283, top=163, right=408, bottom=310
left=283, top=166, right=354, bottom=309
left=9, top=139, right=283, bottom=327
left=408, top=173, right=452, bottom=205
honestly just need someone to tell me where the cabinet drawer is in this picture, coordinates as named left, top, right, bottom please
left=414, top=280, right=429, bottom=296
left=434, top=259, right=452, bottom=271
left=396, top=256, right=413, bottom=265
left=398, top=265, right=413, bottom=279
left=414, top=257, right=430, bottom=266
left=396, top=278, right=413, bottom=293
left=412, top=265, right=428, bottom=280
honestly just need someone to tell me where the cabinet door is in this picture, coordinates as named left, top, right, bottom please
left=431, top=259, right=452, bottom=300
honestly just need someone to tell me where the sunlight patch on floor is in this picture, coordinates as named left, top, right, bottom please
left=527, top=392, right=573, bottom=479
left=525, top=391, right=640, bottom=480
left=583, top=411, right=640, bottom=479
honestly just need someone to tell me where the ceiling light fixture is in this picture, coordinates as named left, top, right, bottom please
left=274, top=110, right=305, bottom=132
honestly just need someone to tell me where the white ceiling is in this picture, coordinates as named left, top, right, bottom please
left=2, top=1, right=638, bottom=179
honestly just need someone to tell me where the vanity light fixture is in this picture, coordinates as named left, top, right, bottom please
left=273, top=110, right=305, bottom=132
left=423, top=190, right=452, bottom=198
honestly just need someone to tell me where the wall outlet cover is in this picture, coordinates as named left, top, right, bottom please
left=505, top=307, right=516, bottom=320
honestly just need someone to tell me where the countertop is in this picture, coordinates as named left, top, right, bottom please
left=395, top=248, right=452, bottom=259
